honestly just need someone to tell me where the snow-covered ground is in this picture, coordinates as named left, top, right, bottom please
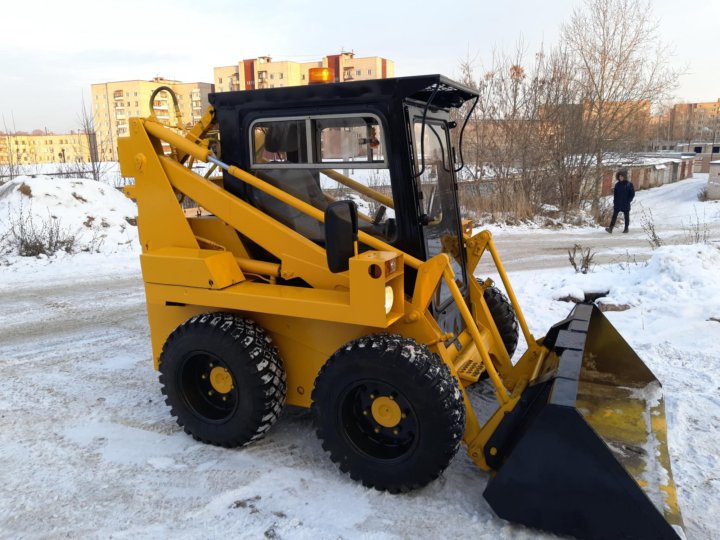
left=0, top=174, right=719, bottom=539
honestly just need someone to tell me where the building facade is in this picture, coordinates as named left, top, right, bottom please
left=669, top=100, right=720, bottom=143
left=214, top=52, right=394, bottom=92
left=90, top=77, right=213, bottom=161
left=0, top=132, right=92, bottom=166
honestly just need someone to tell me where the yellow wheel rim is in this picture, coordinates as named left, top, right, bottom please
left=371, top=396, right=402, bottom=428
left=209, top=366, right=233, bottom=394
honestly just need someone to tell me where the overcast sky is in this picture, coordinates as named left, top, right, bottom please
left=1, top=0, right=717, bottom=133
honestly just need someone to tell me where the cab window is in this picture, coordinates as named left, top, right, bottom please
left=248, top=115, right=395, bottom=243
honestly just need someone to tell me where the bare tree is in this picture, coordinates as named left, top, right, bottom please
left=60, top=96, right=111, bottom=181
left=455, top=42, right=555, bottom=219
left=79, top=96, right=103, bottom=181
left=534, top=46, right=597, bottom=212
left=456, top=43, right=600, bottom=218
left=562, top=0, right=678, bottom=212
left=1, top=115, right=24, bottom=183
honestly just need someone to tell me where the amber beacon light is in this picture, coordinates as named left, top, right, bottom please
left=308, top=67, right=335, bottom=84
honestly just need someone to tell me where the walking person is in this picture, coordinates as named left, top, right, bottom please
left=605, top=169, right=635, bottom=233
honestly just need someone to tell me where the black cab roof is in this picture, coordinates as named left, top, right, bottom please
left=209, top=74, right=479, bottom=111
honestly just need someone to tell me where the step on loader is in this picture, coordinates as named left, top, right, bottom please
left=118, top=75, right=685, bottom=539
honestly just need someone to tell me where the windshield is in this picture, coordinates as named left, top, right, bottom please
left=413, top=118, right=466, bottom=310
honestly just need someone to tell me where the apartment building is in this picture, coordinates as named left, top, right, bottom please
left=0, top=132, right=92, bottom=165
left=214, top=52, right=394, bottom=92
left=669, top=100, right=720, bottom=142
left=90, top=77, right=214, bottom=161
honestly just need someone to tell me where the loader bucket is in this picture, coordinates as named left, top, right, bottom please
left=483, top=303, right=684, bottom=540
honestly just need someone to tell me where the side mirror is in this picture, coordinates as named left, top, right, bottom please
left=325, top=200, right=358, bottom=273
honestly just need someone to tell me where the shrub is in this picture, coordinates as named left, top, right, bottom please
left=639, top=207, right=663, bottom=249
left=568, top=243, right=596, bottom=274
left=682, top=208, right=710, bottom=244
left=1, top=202, right=76, bottom=257
left=18, top=183, right=32, bottom=197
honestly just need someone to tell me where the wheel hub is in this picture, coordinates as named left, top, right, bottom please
left=209, top=366, right=233, bottom=394
left=371, top=396, right=402, bottom=428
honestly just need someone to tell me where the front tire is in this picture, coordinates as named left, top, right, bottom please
left=311, top=335, right=465, bottom=493
left=159, top=313, right=286, bottom=447
left=482, top=283, right=519, bottom=358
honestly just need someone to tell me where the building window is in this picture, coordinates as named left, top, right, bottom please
left=279, top=73, right=283, bottom=79
left=134, top=92, right=138, bottom=97
left=301, top=74, right=306, bottom=80
left=356, top=69, right=361, bottom=76
left=270, top=73, right=274, bottom=80
left=367, top=69, right=372, bottom=75
left=219, top=77, right=223, bottom=84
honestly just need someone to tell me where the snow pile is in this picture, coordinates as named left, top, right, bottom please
left=0, top=175, right=139, bottom=259
left=549, top=243, right=720, bottom=309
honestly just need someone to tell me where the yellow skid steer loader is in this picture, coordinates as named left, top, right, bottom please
left=118, top=75, right=684, bottom=539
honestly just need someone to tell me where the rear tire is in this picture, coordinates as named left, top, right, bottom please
left=482, top=283, right=519, bottom=358
left=159, top=313, right=286, bottom=447
left=311, top=334, right=465, bottom=493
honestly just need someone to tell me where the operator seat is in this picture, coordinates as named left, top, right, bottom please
left=252, top=169, right=327, bottom=242
left=251, top=122, right=327, bottom=242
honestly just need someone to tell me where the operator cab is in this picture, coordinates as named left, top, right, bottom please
left=211, top=75, right=479, bottom=334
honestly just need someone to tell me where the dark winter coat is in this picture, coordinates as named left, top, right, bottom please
left=613, top=179, right=635, bottom=212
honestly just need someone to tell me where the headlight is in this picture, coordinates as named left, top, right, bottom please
left=384, top=285, right=394, bottom=314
